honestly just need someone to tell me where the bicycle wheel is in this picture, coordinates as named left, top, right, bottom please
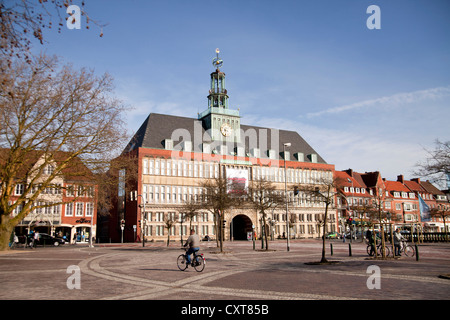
left=384, top=245, right=391, bottom=257
left=376, top=245, right=389, bottom=257
left=177, top=254, right=188, bottom=271
left=404, top=245, right=415, bottom=257
left=193, top=255, right=205, bottom=272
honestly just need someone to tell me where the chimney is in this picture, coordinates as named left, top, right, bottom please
left=397, top=175, right=404, bottom=183
left=411, top=178, right=421, bottom=184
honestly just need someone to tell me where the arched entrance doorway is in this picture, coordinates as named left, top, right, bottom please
left=232, top=214, right=253, bottom=240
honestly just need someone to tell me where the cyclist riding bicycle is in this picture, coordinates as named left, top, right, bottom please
left=184, top=229, right=200, bottom=266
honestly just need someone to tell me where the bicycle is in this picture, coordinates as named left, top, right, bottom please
left=397, top=240, right=415, bottom=257
left=367, top=242, right=391, bottom=257
left=177, top=248, right=206, bottom=272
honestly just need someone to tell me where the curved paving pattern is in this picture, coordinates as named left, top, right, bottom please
left=1, top=240, right=449, bottom=300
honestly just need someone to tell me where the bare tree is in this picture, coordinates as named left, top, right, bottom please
left=349, top=204, right=370, bottom=242
left=430, top=205, right=450, bottom=241
left=414, top=139, right=450, bottom=188
left=247, top=178, right=284, bottom=250
left=366, top=187, right=389, bottom=258
left=164, top=214, right=175, bottom=247
left=179, top=198, right=201, bottom=231
left=1, top=0, right=104, bottom=65
left=298, top=175, right=337, bottom=263
left=199, top=175, right=240, bottom=252
left=0, top=55, right=129, bottom=251
left=178, top=197, right=202, bottom=244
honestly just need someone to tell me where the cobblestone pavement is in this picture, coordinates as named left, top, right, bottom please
left=1, top=239, right=449, bottom=302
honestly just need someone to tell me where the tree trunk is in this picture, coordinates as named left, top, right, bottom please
left=380, top=225, right=386, bottom=258
left=0, top=216, right=14, bottom=251
left=320, top=203, right=329, bottom=263
left=214, top=212, right=220, bottom=249
left=220, top=213, right=225, bottom=252
left=262, top=212, right=269, bottom=251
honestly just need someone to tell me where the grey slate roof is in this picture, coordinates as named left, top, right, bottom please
left=124, top=113, right=327, bottom=164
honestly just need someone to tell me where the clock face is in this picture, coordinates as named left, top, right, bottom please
left=220, top=123, right=232, bottom=137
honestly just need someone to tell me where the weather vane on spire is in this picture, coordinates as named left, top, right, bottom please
left=212, top=48, right=223, bottom=70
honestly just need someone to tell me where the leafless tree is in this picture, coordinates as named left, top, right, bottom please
left=430, top=205, right=450, bottom=241
left=414, top=139, right=450, bottom=189
left=247, top=178, right=284, bottom=250
left=178, top=197, right=202, bottom=244
left=297, top=175, right=337, bottom=263
left=1, top=0, right=104, bottom=66
left=366, top=187, right=390, bottom=258
left=199, top=175, right=241, bottom=252
left=164, top=215, right=175, bottom=247
left=0, top=55, right=129, bottom=250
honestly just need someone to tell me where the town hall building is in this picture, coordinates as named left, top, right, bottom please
left=108, top=49, right=337, bottom=243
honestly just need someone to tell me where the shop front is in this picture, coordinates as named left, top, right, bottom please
left=60, top=217, right=96, bottom=244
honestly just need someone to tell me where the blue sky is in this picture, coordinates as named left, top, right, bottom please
left=30, top=0, right=450, bottom=183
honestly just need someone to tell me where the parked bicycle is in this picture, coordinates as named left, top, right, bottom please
left=398, top=240, right=415, bottom=257
left=177, top=248, right=206, bottom=272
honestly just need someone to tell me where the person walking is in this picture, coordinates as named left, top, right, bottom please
left=366, top=229, right=375, bottom=256
left=184, top=229, right=200, bottom=266
left=33, top=230, right=39, bottom=248
left=394, top=229, right=402, bottom=256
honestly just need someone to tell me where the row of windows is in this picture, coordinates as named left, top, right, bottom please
left=11, top=201, right=94, bottom=218
left=145, top=225, right=215, bottom=237
left=144, top=223, right=335, bottom=237
left=253, top=166, right=332, bottom=184
left=142, top=158, right=333, bottom=184
left=142, top=185, right=203, bottom=204
left=340, top=197, right=419, bottom=212
left=14, top=184, right=64, bottom=196
left=142, top=159, right=219, bottom=178
left=343, top=187, right=366, bottom=194
left=143, top=211, right=210, bottom=222
left=65, top=202, right=95, bottom=217
left=142, top=211, right=336, bottom=225
left=13, top=183, right=94, bottom=197
left=141, top=184, right=329, bottom=208
left=344, top=187, right=420, bottom=200
left=392, top=191, right=416, bottom=199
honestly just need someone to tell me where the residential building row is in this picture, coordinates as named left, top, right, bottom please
left=4, top=151, right=98, bottom=243
left=336, top=169, right=449, bottom=234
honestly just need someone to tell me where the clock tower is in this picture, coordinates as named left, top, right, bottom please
left=198, top=49, right=241, bottom=143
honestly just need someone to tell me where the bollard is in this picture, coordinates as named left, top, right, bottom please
left=330, top=243, right=333, bottom=256
left=415, top=244, right=419, bottom=261
left=348, top=243, right=352, bottom=256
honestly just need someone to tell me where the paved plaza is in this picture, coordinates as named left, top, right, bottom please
left=1, top=239, right=449, bottom=302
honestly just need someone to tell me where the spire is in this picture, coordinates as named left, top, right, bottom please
left=207, top=48, right=229, bottom=109
left=212, top=48, right=223, bottom=70
left=199, top=49, right=241, bottom=142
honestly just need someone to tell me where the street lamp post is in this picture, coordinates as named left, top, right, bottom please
left=283, top=142, right=291, bottom=252
left=137, top=194, right=146, bottom=247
